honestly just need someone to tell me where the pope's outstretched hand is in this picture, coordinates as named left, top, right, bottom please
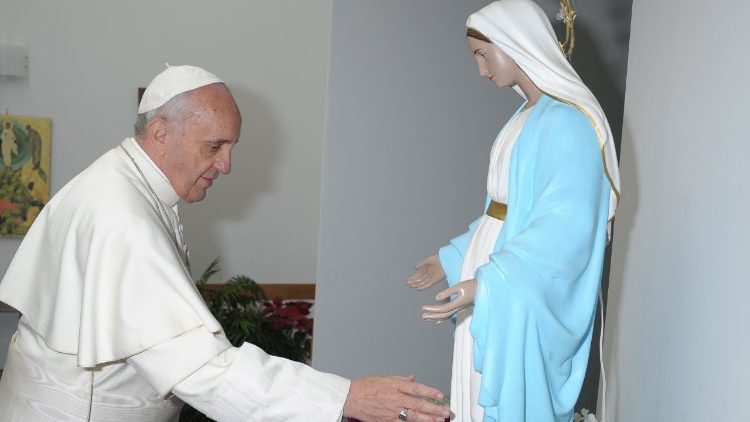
left=344, top=375, right=451, bottom=422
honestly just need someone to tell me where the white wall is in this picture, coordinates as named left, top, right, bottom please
left=603, top=0, right=750, bottom=419
left=0, top=0, right=332, bottom=284
left=312, top=0, right=522, bottom=392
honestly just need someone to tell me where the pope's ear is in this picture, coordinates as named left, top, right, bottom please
left=146, top=117, right=169, bottom=146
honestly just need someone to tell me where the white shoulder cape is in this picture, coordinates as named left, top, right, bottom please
left=0, top=139, right=222, bottom=367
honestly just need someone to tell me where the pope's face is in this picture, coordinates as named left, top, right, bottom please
left=160, top=85, right=242, bottom=203
left=467, top=36, right=518, bottom=88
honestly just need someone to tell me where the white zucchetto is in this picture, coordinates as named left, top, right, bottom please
left=138, top=65, right=224, bottom=114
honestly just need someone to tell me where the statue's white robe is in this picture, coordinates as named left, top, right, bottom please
left=0, top=138, right=349, bottom=421
left=449, top=104, right=533, bottom=421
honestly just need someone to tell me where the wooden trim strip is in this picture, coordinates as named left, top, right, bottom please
left=0, top=302, right=18, bottom=313
left=202, top=283, right=316, bottom=300
left=0, top=284, right=316, bottom=314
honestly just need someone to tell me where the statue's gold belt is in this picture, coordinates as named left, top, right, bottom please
left=486, top=200, right=507, bottom=221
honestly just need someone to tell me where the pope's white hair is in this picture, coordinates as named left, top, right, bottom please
left=133, top=83, right=230, bottom=140
left=133, top=90, right=193, bottom=139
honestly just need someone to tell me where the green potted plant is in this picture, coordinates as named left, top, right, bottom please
left=180, top=258, right=313, bottom=421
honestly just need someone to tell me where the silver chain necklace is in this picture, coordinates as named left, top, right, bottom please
left=119, top=145, right=181, bottom=253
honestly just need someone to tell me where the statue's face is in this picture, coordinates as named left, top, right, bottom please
left=467, top=36, right=518, bottom=88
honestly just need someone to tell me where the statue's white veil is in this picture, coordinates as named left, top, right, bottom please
left=467, top=0, right=620, bottom=221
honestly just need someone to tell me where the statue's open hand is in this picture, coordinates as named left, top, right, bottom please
left=407, top=255, right=446, bottom=291
left=421, top=279, right=477, bottom=322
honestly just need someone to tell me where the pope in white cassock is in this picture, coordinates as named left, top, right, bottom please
left=0, top=66, right=451, bottom=422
